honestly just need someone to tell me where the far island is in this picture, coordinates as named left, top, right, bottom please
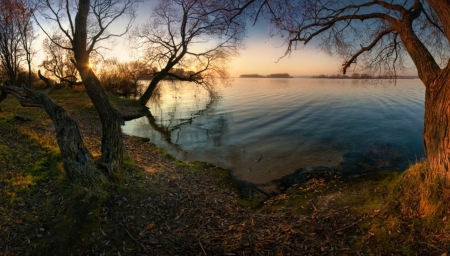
left=240, top=73, right=293, bottom=78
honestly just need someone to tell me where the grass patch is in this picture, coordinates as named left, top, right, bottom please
left=332, top=171, right=406, bottom=252
left=0, top=88, right=133, bottom=254
left=258, top=166, right=450, bottom=254
left=175, top=160, right=238, bottom=190
left=108, top=92, right=141, bottom=107
left=261, top=171, right=344, bottom=214
left=398, top=161, right=450, bottom=220
left=335, top=171, right=403, bottom=214
left=347, top=162, right=450, bottom=254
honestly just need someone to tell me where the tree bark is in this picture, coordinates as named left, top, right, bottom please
left=26, top=88, right=105, bottom=184
left=139, top=76, right=160, bottom=105
left=139, top=69, right=170, bottom=105
left=73, top=0, right=124, bottom=176
left=78, top=67, right=124, bottom=176
left=427, top=0, right=450, bottom=41
left=392, top=4, right=450, bottom=180
left=423, top=70, right=450, bottom=180
left=0, top=85, right=104, bottom=184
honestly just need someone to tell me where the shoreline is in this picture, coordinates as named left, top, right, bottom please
left=0, top=89, right=446, bottom=255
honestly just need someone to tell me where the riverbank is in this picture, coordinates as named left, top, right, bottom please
left=0, top=89, right=448, bottom=255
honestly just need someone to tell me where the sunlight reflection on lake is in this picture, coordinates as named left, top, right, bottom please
left=123, top=78, right=425, bottom=196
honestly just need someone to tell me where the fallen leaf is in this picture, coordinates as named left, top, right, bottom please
left=281, top=225, right=293, bottom=232
left=146, top=223, right=155, bottom=230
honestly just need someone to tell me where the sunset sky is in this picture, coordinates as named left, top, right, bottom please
left=227, top=20, right=345, bottom=77
left=32, top=0, right=417, bottom=78
left=128, top=1, right=418, bottom=78
left=130, top=0, right=354, bottom=77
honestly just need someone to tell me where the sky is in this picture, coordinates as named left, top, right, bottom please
left=125, top=0, right=351, bottom=78
left=128, top=0, right=350, bottom=77
left=33, top=0, right=418, bottom=78
left=227, top=20, right=345, bottom=77
left=128, top=1, right=417, bottom=78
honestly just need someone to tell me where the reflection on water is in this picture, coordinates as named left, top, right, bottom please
left=122, top=78, right=425, bottom=196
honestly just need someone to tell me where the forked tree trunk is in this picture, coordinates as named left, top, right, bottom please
left=423, top=71, right=450, bottom=180
left=73, top=0, right=124, bottom=176
left=78, top=67, right=124, bottom=176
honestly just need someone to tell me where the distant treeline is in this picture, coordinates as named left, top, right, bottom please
left=312, top=73, right=417, bottom=79
left=240, top=73, right=293, bottom=78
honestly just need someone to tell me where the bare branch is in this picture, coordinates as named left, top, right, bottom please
left=37, top=69, right=52, bottom=92
left=342, top=27, right=396, bottom=74
left=0, top=85, right=42, bottom=108
left=133, top=0, right=245, bottom=104
left=258, top=0, right=445, bottom=81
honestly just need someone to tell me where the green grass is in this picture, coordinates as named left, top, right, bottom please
left=334, top=171, right=403, bottom=214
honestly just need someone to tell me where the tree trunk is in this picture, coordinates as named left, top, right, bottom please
left=78, top=67, right=124, bottom=176
left=0, top=85, right=104, bottom=184
left=139, top=73, right=165, bottom=105
left=423, top=70, right=450, bottom=180
left=28, top=88, right=105, bottom=184
left=73, top=0, right=124, bottom=176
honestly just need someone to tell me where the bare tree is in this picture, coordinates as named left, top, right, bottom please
left=0, top=0, right=36, bottom=86
left=36, top=0, right=140, bottom=177
left=17, top=0, right=37, bottom=87
left=0, top=0, right=107, bottom=185
left=41, top=34, right=80, bottom=88
left=96, top=57, right=121, bottom=92
left=116, top=60, right=148, bottom=97
left=247, top=0, right=450, bottom=180
left=133, top=0, right=246, bottom=105
left=95, top=58, right=147, bottom=97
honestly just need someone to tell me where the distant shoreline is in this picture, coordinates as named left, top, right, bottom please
left=238, top=74, right=418, bottom=79
left=240, top=73, right=293, bottom=78
left=310, top=74, right=419, bottom=79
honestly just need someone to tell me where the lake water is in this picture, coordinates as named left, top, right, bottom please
left=122, top=78, right=425, bottom=196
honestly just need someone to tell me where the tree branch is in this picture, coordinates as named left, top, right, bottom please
left=37, top=70, right=52, bottom=93
left=0, top=85, right=42, bottom=108
left=165, top=72, right=202, bottom=83
left=342, top=27, right=395, bottom=74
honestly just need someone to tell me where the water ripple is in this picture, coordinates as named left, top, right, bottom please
left=123, top=78, right=425, bottom=191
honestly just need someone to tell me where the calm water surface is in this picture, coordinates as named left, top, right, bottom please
left=122, top=78, right=425, bottom=194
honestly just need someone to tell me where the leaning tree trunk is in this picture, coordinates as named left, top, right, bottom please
left=139, top=73, right=166, bottom=105
left=26, top=88, right=105, bottom=184
left=0, top=84, right=104, bottom=184
left=423, top=70, right=450, bottom=181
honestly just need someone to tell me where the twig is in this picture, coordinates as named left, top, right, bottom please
left=199, top=239, right=207, bottom=255
left=126, top=228, right=146, bottom=251
left=418, top=240, right=441, bottom=251
left=331, top=219, right=362, bottom=234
